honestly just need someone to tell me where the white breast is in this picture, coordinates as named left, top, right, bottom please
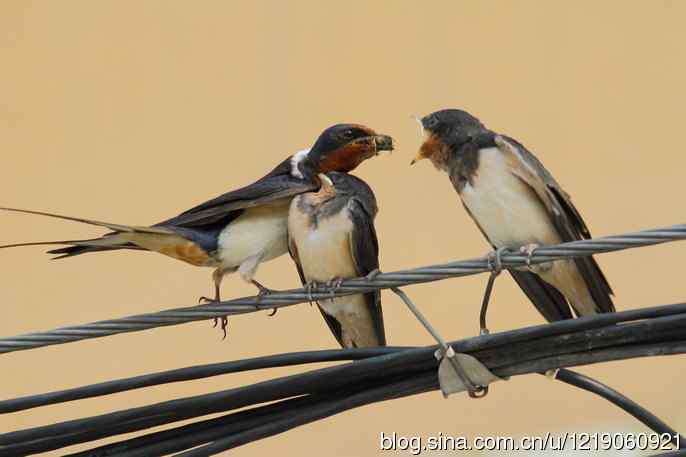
left=460, top=147, right=560, bottom=248
left=217, top=200, right=290, bottom=269
left=288, top=198, right=377, bottom=345
left=288, top=199, right=358, bottom=283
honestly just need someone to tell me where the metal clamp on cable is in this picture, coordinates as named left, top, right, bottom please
left=434, top=346, right=502, bottom=398
left=392, top=287, right=502, bottom=398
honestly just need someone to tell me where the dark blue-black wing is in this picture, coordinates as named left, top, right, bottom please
left=159, top=158, right=317, bottom=228
left=348, top=198, right=385, bottom=345
left=497, top=135, right=614, bottom=317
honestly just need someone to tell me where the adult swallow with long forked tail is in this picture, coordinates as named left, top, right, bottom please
left=412, top=109, right=614, bottom=323
left=1, top=124, right=394, bottom=332
left=288, top=172, right=385, bottom=348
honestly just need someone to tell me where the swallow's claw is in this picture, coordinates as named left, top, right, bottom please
left=197, top=295, right=227, bottom=337
left=305, top=281, right=320, bottom=305
left=258, top=287, right=276, bottom=296
left=519, top=243, right=540, bottom=269
left=326, top=277, right=344, bottom=298
left=251, top=280, right=277, bottom=304
left=196, top=294, right=228, bottom=338
left=327, top=277, right=344, bottom=289
left=218, top=317, right=228, bottom=340
left=267, top=307, right=278, bottom=316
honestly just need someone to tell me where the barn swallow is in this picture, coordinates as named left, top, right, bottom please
left=288, top=172, right=385, bottom=348
left=1, top=124, right=394, bottom=333
left=412, top=109, right=614, bottom=324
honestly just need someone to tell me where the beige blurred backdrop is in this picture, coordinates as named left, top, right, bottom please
left=2, top=1, right=686, bottom=455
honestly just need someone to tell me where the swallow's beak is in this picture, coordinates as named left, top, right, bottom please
left=411, top=124, right=431, bottom=165
left=373, top=134, right=394, bottom=154
left=410, top=151, right=425, bottom=166
left=318, top=173, right=334, bottom=189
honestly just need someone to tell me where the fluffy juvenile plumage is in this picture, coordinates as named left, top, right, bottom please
left=288, top=172, right=385, bottom=348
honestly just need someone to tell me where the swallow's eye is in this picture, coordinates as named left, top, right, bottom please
left=342, top=129, right=355, bottom=140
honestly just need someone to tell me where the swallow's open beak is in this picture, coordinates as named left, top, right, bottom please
left=315, top=173, right=337, bottom=197
left=411, top=122, right=431, bottom=165
left=410, top=151, right=425, bottom=165
left=318, top=173, right=334, bottom=188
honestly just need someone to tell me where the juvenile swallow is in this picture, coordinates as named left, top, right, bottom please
left=2, top=124, right=394, bottom=332
left=288, top=172, right=385, bottom=348
left=412, top=109, right=614, bottom=323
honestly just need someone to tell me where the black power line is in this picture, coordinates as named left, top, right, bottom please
left=2, top=303, right=685, bottom=455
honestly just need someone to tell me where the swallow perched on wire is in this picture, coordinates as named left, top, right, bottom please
left=288, top=172, right=385, bottom=348
left=1, top=124, right=394, bottom=333
left=412, top=109, right=614, bottom=328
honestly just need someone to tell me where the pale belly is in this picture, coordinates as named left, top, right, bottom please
left=459, top=148, right=600, bottom=312
left=288, top=203, right=376, bottom=343
left=288, top=206, right=358, bottom=283
left=460, top=148, right=561, bottom=248
left=217, top=200, right=290, bottom=269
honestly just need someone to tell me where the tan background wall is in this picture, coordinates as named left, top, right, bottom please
left=1, top=1, right=685, bottom=455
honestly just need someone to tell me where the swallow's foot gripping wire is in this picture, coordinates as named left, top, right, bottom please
left=480, top=247, right=510, bottom=335
left=213, top=316, right=229, bottom=339
left=519, top=243, right=541, bottom=271
left=304, top=281, right=321, bottom=306
left=251, top=279, right=276, bottom=297
left=198, top=294, right=229, bottom=340
left=326, top=277, right=344, bottom=298
left=250, top=280, right=279, bottom=315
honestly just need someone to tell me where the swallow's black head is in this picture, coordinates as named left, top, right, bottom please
left=421, top=109, right=485, bottom=140
left=307, top=124, right=394, bottom=174
left=413, top=109, right=487, bottom=169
